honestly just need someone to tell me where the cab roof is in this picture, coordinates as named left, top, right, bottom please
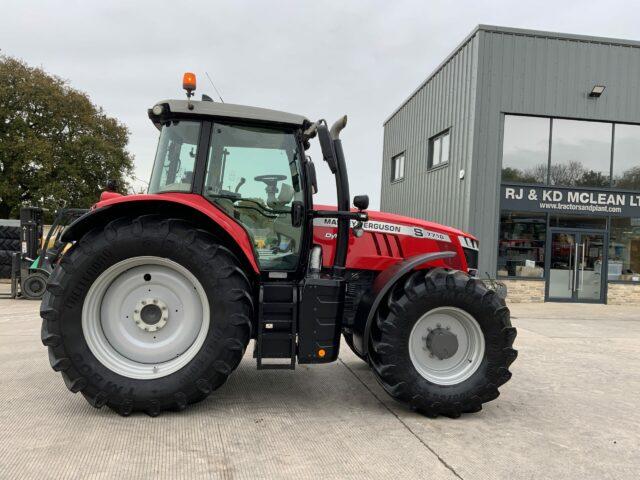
left=149, top=99, right=309, bottom=129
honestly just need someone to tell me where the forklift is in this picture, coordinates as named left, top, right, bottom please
left=11, top=207, right=87, bottom=299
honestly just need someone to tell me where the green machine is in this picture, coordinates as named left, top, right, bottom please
left=11, top=207, right=88, bottom=299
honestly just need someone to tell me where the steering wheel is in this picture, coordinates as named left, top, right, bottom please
left=254, top=174, right=287, bottom=203
left=255, top=174, right=287, bottom=184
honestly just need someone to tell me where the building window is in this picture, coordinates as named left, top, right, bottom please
left=609, top=217, right=640, bottom=281
left=502, top=115, right=550, bottom=184
left=613, top=124, right=640, bottom=189
left=502, top=115, right=640, bottom=190
left=429, top=130, right=450, bottom=168
left=550, top=119, right=612, bottom=187
left=497, top=211, right=546, bottom=278
left=391, top=152, right=405, bottom=182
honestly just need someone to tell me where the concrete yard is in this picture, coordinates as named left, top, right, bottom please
left=1, top=286, right=638, bottom=479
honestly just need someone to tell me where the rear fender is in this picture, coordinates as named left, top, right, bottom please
left=61, top=197, right=260, bottom=274
left=350, top=251, right=457, bottom=358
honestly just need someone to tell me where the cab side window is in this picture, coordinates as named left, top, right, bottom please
left=148, top=120, right=200, bottom=193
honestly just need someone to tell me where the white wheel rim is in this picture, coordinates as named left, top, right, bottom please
left=82, top=256, right=210, bottom=380
left=408, top=307, right=485, bottom=386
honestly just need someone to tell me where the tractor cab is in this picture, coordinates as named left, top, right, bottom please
left=147, top=103, right=308, bottom=272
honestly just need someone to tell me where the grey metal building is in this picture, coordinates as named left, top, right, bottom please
left=381, top=25, right=640, bottom=304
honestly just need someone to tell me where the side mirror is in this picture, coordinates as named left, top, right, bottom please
left=353, top=195, right=369, bottom=211
left=306, top=160, right=318, bottom=194
left=291, top=201, right=305, bottom=227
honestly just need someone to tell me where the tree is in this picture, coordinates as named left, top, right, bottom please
left=0, top=56, right=133, bottom=219
left=548, top=160, right=584, bottom=186
left=576, top=169, right=610, bottom=188
left=615, top=166, right=640, bottom=190
left=501, top=164, right=547, bottom=184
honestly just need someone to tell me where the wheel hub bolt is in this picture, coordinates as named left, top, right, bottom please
left=424, top=327, right=459, bottom=360
left=133, top=298, right=169, bottom=332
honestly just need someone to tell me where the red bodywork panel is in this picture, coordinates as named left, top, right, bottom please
left=93, top=193, right=261, bottom=273
left=92, top=194, right=476, bottom=274
left=312, top=205, right=474, bottom=272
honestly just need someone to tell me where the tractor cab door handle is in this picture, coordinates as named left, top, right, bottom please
left=291, top=201, right=305, bottom=227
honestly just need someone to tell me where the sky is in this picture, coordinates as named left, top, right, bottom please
left=2, top=0, right=640, bottom=208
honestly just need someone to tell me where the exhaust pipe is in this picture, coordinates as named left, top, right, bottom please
left=329, top=115, right=349, bottom=277
left=330, top=115, right=347, bottom=140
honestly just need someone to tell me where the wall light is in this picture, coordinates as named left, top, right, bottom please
left=589, top=85, right=606, bottom=97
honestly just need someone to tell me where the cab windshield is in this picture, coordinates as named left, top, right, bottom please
left=148, top=120, right=201, bottom=193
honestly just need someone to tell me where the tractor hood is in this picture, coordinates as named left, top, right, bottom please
left=364, top=208, right=476, bottom=242
left=312, top=204, right=478, bottom=272
left=313, top=204, right=476, bottom=242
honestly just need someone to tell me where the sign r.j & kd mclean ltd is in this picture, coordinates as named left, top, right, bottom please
left=500, top=184, right=640, bottom=217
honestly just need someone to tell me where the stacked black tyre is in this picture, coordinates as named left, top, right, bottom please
left=0, top=225, right=20, bottom=279
left=369, top=268, right=517, bottom=418
left=41, top=215, right=253, bottom=416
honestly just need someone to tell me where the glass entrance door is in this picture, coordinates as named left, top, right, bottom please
left=577, top=233, right=606, bottom=301
left=547, top=230, right=606, bottom=303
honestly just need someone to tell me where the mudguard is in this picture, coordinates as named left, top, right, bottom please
left=61, top=194, right=260, bottom=274
left=350, top=251, right=457, bottom=358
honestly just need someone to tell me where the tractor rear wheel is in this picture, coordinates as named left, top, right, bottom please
left=40, top=215, right=253, bottom=416
left=369, top=268, right=517, bottom=418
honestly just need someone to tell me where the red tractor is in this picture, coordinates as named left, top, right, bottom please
left=40, top=74, right=517, bottom=417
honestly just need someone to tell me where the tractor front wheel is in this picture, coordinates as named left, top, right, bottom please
left=40, top=215, right=253, bottom=416
left=369, top=268, right=517, bottom=417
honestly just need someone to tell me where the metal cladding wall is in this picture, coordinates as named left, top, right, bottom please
left=380, top=32, right=479, bottom=232
left=382, top=25, right=640, bottom=276
left=471, top=26, right=640, bottom=275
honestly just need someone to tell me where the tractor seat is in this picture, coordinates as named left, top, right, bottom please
left=268, top=183, right=295, bottom=209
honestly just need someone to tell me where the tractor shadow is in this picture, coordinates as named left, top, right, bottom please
left=195, top=352, right=389, bottom=417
